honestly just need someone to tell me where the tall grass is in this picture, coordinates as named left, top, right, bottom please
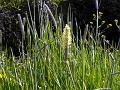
left=0, top=0, right=120, bottom=90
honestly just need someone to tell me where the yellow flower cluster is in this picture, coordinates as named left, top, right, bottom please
left=0, top=72, right=6, bottom=79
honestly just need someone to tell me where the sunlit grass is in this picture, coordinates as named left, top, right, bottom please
left=0, top=0, right=120, bottom=90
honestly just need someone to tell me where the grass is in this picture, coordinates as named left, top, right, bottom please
left=0, top=0, right=120, bottom=90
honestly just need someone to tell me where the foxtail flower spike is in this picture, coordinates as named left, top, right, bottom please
left=62, top=24, right=72, bottom=61
left=62, top=24, right=72, bottom=48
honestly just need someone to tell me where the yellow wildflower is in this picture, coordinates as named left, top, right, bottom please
left=99, top=12, right=103, bottom=15
left=0, top=73, right=2, bottom=78
left=90, top=22, right=93, bottom=24
left=101, top=35, right=106, bottom=39
left=114, top=19, right=118, bottom=24
left=102, top=21, right=105, bottom=24
left=0, top=72, right=6, bottom=79
left=107, top=24, right=112, bottom=28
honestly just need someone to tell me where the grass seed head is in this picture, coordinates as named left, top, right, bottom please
left=62, top=24, right=72, bottom=48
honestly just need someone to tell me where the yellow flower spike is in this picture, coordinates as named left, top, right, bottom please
left=62, top=24, right=72, bottom=48
left=62, top=24, right=72, bottom=62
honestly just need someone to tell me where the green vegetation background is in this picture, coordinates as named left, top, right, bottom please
left=0, top=0, right=120, bottom=90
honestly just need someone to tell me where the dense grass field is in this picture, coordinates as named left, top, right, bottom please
left=0, top=0, right=120, bottom=90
